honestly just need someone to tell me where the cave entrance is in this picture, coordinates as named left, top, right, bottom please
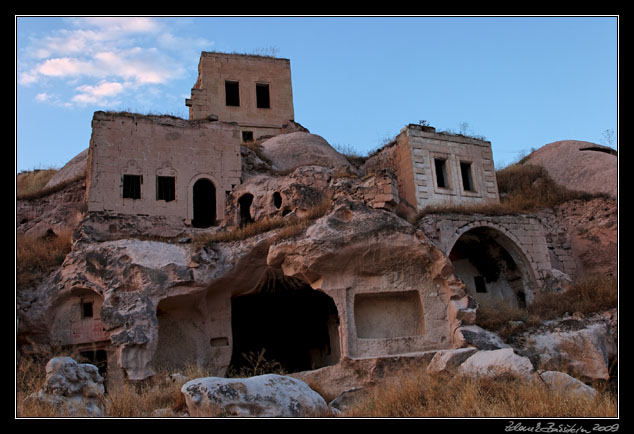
left=229, top=272, right=340, bottom=374
left=238, top=193, right=254, bottom=227
left=449, top=227, right=534, bottom=308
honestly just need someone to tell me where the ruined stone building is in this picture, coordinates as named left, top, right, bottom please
left=45, top=51, right=575, bottom=383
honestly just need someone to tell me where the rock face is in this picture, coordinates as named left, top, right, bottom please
left=181, top=374, right=329, bottom=417
left=35, top=357, right=105, bottom=417
left=523, top=140, right=617, bottom=198
left=512, top=310, right=617, bottom=381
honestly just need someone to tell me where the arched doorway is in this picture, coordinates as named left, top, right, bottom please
left=192, top=178, right=216, bottom=228
left=448, top=227, right=536, bottom=308
left=229, top=272, right=340, bottom=374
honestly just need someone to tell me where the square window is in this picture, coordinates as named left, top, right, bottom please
left=434, top=158, right=448, bottom=189
left=225, top=81, right=240, bottom=106
left=460, top=161, right=475, bottom=192
left=256, top=83, right=270, bottom=109
left=241, top=131, right=254, bottom=143
left=156, top=176, right=175, bottom=202
left=122, top=174, right=142, bottom=199
left=82, top=301, right=94, bottom=318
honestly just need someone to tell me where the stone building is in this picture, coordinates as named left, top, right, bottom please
left=85, top=111, right=241, bottom=229
left=366, top=123, right=499, bottom=211
left=186, top=51, right=295, bottom=143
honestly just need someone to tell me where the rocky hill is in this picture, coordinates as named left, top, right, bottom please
left=521, top=140, right=617, bottom=198
left=16, top=133, right=618, bottom=417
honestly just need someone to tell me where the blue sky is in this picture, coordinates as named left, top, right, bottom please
left=16, top=16, right=618, bottom=173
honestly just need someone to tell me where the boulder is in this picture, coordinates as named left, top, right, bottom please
left=457, top=348, right=535, bottom=379
left=181, top=374, right=329, bottom=417
left=259, top=132, right=352, bottom=172
left=515, top=313, right=617, bottom=381
left=523, top=140, right=617, bottom=198
left=454, top=325, right=510, bottom=350
left=426, top=348, right=478, bottom=375
left=539, top=371, right=597, bottom=400
left=35, top=357, right=105, bottom=417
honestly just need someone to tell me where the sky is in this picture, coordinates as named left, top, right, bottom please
left=15, top=16, right=618, bottom=173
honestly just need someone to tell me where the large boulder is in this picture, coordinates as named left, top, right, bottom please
left=539, top=371, right=597, bottom=400
left=457, top=348, right=535, bottom=379
left=35, top=357, right=105, bottom=417
left=181, top=374, right=329, bottom=417
left=259, top=132, right=352, bottom=172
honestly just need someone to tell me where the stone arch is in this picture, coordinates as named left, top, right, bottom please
left=447, top=223, right=539, bottom=307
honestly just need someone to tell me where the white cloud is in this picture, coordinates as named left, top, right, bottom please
left=18, top=17, right=204, bottom=108
left=72, top=81, right=125, bottom=105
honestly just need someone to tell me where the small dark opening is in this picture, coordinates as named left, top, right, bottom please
left=156, top=176, right=175, bottom=202
left=517, top=291, right=527, bottom=308
left=474, top=276, right=487, bottom=293
left=225, top=81, right=240, bottom=106
left=122, top=174, right=142, bottom=199
left=82, top=301, right=94, bottom=318
left=80, top=349, right=108, bottom=378
left=242, top=131, right=254, bottom=143
left=460, top=162, right=474, bottom=192
left=192, top=179, right=217, bottom=228
left=273, top=192, right=282, bottom=209
left=238, top=193, right=254, bottom=227
left=256, top=83, right=270, bottom=109
left=434, top=159, right=448, bottom=189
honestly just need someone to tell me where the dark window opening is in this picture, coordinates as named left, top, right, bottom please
left=82, top=301, right=94, bottom=318
left=192, top=179, right=217, bottom=228
left=229, top=276, right=339, bottom=374
left=156, top=176, right=175, bottom=202
left=238, top=193, right=254, bottom=227
left=517, top=291, right=527, bottom=308
left=434, top=158, right=448, bottom=189
left=242, top=131, right=254, bottom=143
left=460, top=162, right=474, bottom=192
left=122, top=174, right=142, bottom=199
left=225, top=81, right=240, bottom=106
left=256, top=83, right=270, bottom=109
left=273, top=192, right=282, bottom=209
left=474, top=276, right=487, bottom=293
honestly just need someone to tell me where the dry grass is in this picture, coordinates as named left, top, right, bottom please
left=341, top=371, right=617, bottom=418
left=16, top=168, right=59, bottom=198
left=476, top=274, right=618, bottom=339
left=16, top=230, right=73, bottom=287
left=16, top=351, right=214, bottom=418
left=195, top=197, right=330, bottom=246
